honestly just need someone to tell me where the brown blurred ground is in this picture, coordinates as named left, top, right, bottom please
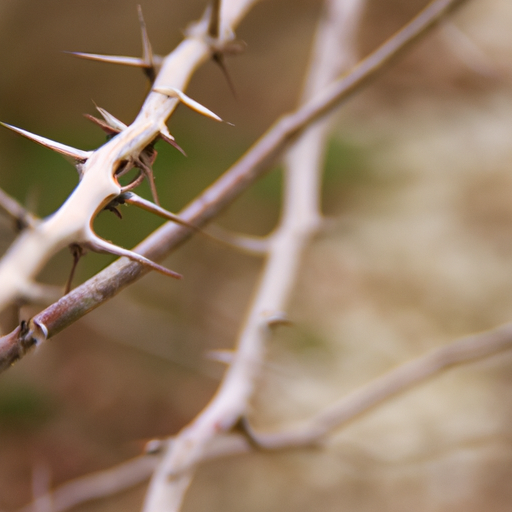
left=1, top=0, right=512, bottom=511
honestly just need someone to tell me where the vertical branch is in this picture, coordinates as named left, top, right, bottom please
left=277, top=0, right=367, bottom=305
left=141, top=1, right=366, bottom=511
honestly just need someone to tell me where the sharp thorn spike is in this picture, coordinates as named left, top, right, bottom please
left=0, top=123, right=91, bottom=161
left=213, top=52, right=237, bottom=98
left=122, top=192, right=202, bottom=232
left=166, top=137, right=187, bottom=156
left=159, top=125, right=187, bottom=156
left=120, top=192, right=242, bottom=249
left=94, top=103, right=128, bottom=131
left=153, top=86, right=224, bottom=122
left=86, top=236, right=182, bottom=279
left=83, top=114, right=121, bottom=136
left=137, top=5, right=155, bottom=72
left=66, top=51, right=147, bottom=67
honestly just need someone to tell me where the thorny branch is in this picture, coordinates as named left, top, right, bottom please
left=0, top=0, right=468, bottom=372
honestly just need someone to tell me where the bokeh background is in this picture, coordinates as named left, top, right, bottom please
left=1, top=0, right=512, bottom=510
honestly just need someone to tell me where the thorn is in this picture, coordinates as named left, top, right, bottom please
left=159, top=125, right=187, bottom=156
left=137, top=5, right=156, bottom=81
left=0, top=123, right=91, bottom=161
left=120, top=169, right=145, bottom=192
left=94, top=103, right=128, bottom=132
left=122, top=192, right=202, bottom=232
left=84, top=114, right=121, bottom=137
left=65, top=5, right=160, bottom=82
left=66, top=51, right=149, bottom=68
left=86, top=236, right=182, bottom=279
left=65, top=244, right=84, bottom=295
left=212, top=51, right=237, bottom=98
left=153, top=86, right=224, bottom=123
left=158, top=124, right=175, bottom=141
left=120, top=193, right=259, bottom=249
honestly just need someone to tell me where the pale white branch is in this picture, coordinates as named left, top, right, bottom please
left=141, top=1, right=365, bottom=511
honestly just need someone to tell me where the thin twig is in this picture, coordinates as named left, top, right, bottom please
left=250, top=322, right=512, bottom=449
left=17, top=456, right=157, bottom=512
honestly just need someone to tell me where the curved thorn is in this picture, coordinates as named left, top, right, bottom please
left=86, top=236, right=182, bottom=279
left=153, top=86, right=223, bottom=122
left=120, top=170, right=145, bottom=192
left=159, top=125, right=187, bottom=156
left=0, top=123, right=91, bottom=161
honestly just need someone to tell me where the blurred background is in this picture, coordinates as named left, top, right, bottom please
left=1, top=0, right=512, bottom=510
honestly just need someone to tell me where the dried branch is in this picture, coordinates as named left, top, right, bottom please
left=249, top=322, right=512, bottom=449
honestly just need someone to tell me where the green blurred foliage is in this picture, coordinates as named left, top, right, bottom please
left=0, top=384, right=54, bottom=430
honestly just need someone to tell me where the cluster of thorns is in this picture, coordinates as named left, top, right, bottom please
left=1, top=3, right=239, bottom=297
